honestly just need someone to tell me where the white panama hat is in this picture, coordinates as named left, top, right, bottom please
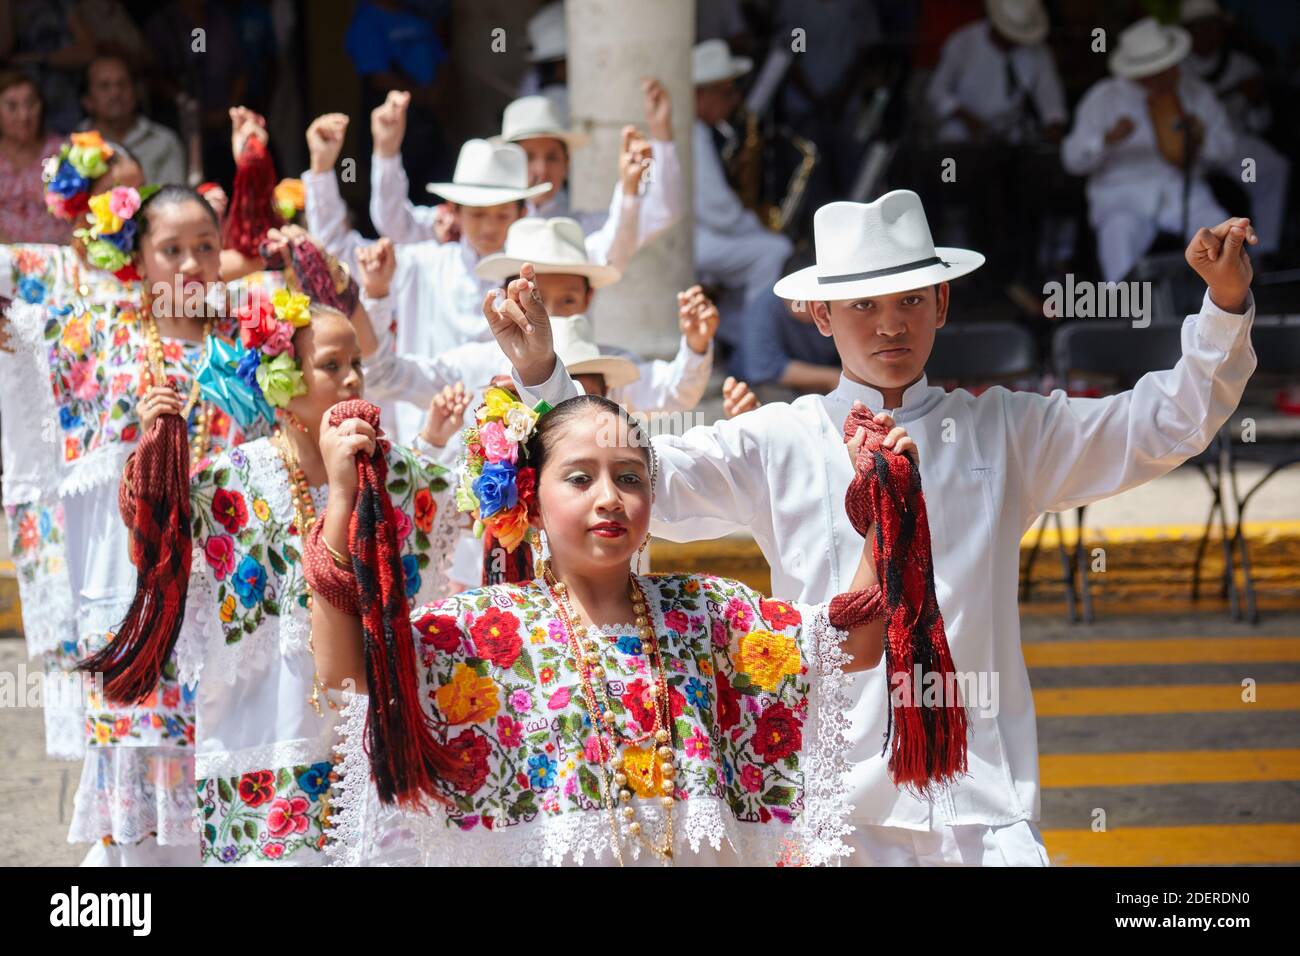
left=475, top=217, right=621, bottom=288
left=527, top=2, right=567, bottom=63
left=501, top=93, right=589, bottom=151
left=425, top=139, right=553, bottom=206
left=1108, top=17, right=1192, bottom=79
left=551, top=314, right=640, bottom=390
left=773, top=191, right=984, bottom=302
left=986, top=0, right=1049, bottom=45
left=692, top=39, right=752, bottom=86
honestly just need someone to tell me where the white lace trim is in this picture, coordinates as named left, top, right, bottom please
left=195, top=729, right=338, bottom=780
left=0, top=301, right=62, bottom=505
left=325, top=603, right=857, bottom=867
left=69, top=746, right=199, bottom=849
left=15, top=560, right=77, bottom=658
left=57, top=441, right=134, bottom=499
left=44, top=695, right=87, bottom=760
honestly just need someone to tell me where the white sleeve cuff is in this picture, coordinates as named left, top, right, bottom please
left=1195, top=289, right=1255, bottom=354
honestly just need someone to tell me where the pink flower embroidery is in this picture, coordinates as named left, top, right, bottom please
left=204, top=534, right=236, bottom=579
left=583, top=734, right=604, bottom=763
left=68, top=357, right=100, bottom=400
left=547, top=686, right=571, bottom=710
left=685, top=726, right=710, bottom=760
left=663, top=609, right=689, bottom=633
left=724, top=598, right=753, bottom=632
left=392, top=508, right=413, bottom=544
left=265, top=796, right=311, bottom=839
left=741, top=765, right=763, bottom=793
left=262, top=842, right=285, bottom=860
left=510, top=689, right=533, bottom=712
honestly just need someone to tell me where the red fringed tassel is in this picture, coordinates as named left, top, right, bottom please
left=841, top=405, right=969, bottom=793
left=327, top=400, right=460, bottom=809
left=222, top=136, right=282, bottom=259
left=79, top=416, right=193, bottom=704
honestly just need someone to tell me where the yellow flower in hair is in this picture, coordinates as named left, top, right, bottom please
left=87, top=192, right=123, bottom=236
left=481, top=387, right=517, bottom=423
left=271, top=288, right=312, bottom=327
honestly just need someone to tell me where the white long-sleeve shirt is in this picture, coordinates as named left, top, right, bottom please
left=368, top=141, right=682, bottom=270
left=516, top=290, right=1257, bottom=829
left=301, top=168, right=369, bottom=277
left=1061, top=73, right=1237, bottom=218
left=927, top=19, right=1067, bottom=143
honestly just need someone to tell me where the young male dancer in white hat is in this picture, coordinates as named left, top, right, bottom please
left=367, top=83, right=680, bottom=272
left=494, top=189, right=1259, bottom=865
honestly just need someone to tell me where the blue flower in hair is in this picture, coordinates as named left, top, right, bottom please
left=48, top=160, right=89, bottom=199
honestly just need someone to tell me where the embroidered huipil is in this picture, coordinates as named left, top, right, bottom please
left=1, top=247, right=279, bottom=848
left=515, top=291, right=1258, bottom=832
left=327, top=573, right=855, bottom=866
left=0, top=243, right=116, bottom=758
left=175, top=439, right=457, bottom=865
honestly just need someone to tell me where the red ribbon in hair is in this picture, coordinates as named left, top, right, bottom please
left=302, top=399, right=459, bottom=808
left=80, top=414, right=193, bottom=703
left=840, top=404, right=969, bottom=794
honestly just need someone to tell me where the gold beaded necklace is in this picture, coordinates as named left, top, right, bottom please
left=543, top=567, right=678, bottom=864
left=271, top=428, right=335, bottom=718
left=142, top=314, right=214, bottom=463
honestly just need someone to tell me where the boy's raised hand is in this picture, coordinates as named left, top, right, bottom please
left=677, top=284, right=719, bottom=354
left=1187, top=216, right=1257, bottom=314
left=356, top=238, right=396, bottom=300
left=642, top=77, right=672, bottom=141
left=722, top=376, right=759, bottom=418
left=618, top=125, right=653, bottom=196
left=306, top=113, right=349, bottom=173
left=371, top=90, right=410, bottom=159
left=421, top=383, right=471, bottom=448
left=483, top=262, right=556, bottom=385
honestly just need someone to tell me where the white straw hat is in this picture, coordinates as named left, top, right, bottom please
left=425, top=139, right=552, bottom=206
left=476, top=217, right=621, bottom=287
left=773, top=191, right=984, bottom=301
left=692, top=39, right=752, bottom=86
left=501, top=93, right=589, bottom=150
left=986, top=0, right=1049, bottom=45
left=552, top=314, right=640, bottom=389
left=1108, top=17, right=1192, bottom=79
left=527, top=2, right=567, bottom=63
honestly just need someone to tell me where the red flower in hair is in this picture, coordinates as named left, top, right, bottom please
left=516, top=466, right=537, bottom=514
left=238, top=293, right=277, bottom=350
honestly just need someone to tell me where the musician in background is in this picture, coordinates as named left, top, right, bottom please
left=691, top=39, right=796, bottom=380
left=1182, top=0, right=1288, bottom=259
left=1062, top=16, right=1236, bottom=283
left=927, top=0, right=1066, bottom=146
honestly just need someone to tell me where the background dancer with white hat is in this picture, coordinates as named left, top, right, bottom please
left=501, top=188, right=1259, bottom=866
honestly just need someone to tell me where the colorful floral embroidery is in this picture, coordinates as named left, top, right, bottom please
left=198, top=761, right=333, bottom=864
left=408, top=574, right=816, bottom=830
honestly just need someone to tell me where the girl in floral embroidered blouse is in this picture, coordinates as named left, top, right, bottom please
left=308, top=288, right=947, bottom=864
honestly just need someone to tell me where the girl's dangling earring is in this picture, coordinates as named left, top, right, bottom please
left=534, top=529, right=549, bottom=578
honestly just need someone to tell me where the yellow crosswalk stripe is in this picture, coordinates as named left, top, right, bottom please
left=1023, top=637, right=1300, bottom=667
left=1042, top=823, right=1300, bottom=866
left=1041, top=748, right=1300, bottom=787
left=1033, top=682, right=1300, bottom=716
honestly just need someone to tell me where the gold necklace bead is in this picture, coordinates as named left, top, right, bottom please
left=614, top=772, right=628, bottom=788
left=626, top=821, right=641, bottom=836
left=657, top=745, right=673, bottom=761
left=635, top=615, right=648, bottom=628
left=611, top=754, right=624, bottom=770
left=655, top=729, right=669, bottom=744
left=591, top=664, right=606, bottom=679
left=661, top=780, right=675, bottom=794
left=618, top=789, right=632, bottom=804
left=661, top=762, right=676, bottom=778
left=660, top=796, right=674, bottom=809
left=621, top=806, right=635, bottom=822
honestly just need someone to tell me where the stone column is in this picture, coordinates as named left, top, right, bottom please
left=566, top=0, right=695, bottom=359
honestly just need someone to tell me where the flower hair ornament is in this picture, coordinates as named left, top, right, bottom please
left=273, top=177, right=305, bottom=222
left=457, top=387, right=552, bottom=554
left=42, top=131, right=114, bottom=222
left=73, top=183, right=159, bottom=282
